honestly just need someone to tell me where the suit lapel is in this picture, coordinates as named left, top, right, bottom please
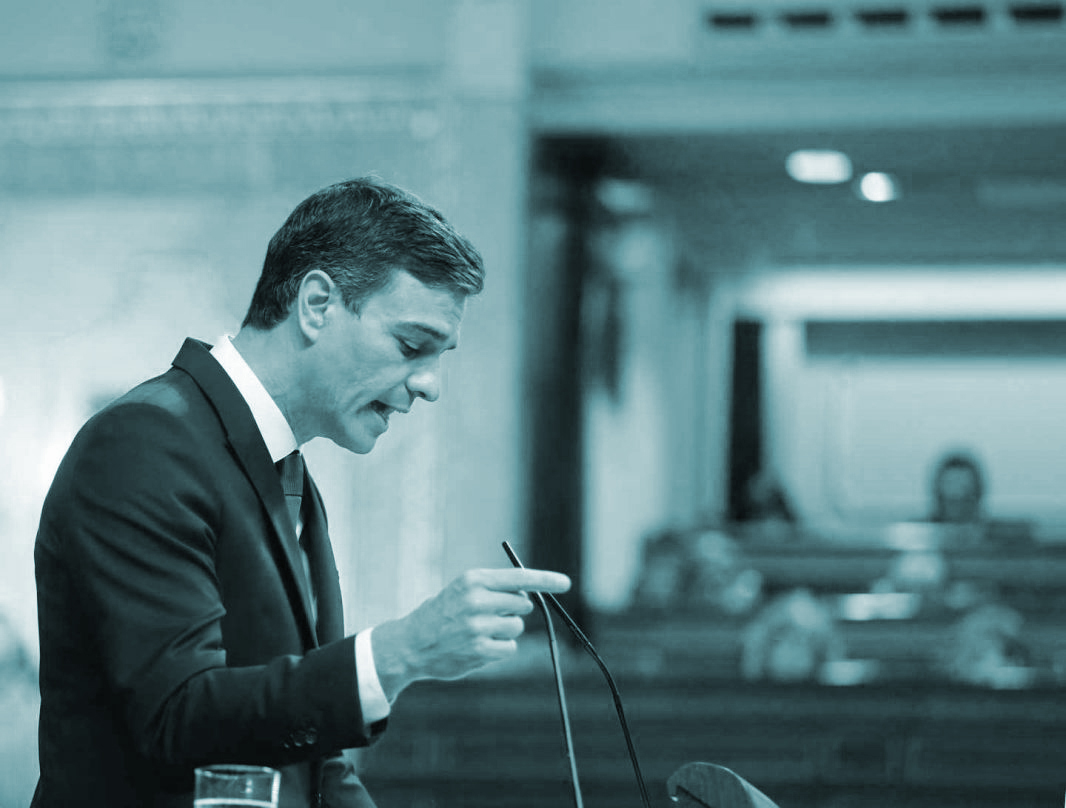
left=171, top=338, right=318, bottom=645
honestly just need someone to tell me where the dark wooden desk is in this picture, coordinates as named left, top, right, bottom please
left=361, top=539, right=1066, bottom=807
left=359, top=640, right=1066, bottom=808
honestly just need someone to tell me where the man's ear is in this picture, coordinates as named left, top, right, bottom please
left=296, top=269, right=337, bottom=343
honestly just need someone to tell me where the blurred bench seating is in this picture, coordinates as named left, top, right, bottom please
left=360, top=616, right=1066, bottom=808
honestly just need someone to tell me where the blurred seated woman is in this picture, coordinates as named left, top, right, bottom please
left=930, top=451, right=985, bottom=525
left=926, top=450, right=1032, bottom=546
left=927, top=450, right=988, bottom=546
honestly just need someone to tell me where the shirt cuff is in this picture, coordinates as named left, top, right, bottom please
left=355, top=628, right=391, bottom=726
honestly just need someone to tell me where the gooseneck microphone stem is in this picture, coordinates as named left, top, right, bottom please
left=502, top=542, right=652, bottom=808
left=541, top=589, right=653, bottom=808
left=532, top=587, right=584, bottom=808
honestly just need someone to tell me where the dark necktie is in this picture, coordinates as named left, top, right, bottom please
left=276, top=450, right=305, bottom=542
left=276, top=450, right=320, bottom=628
left=277, top=451, right=342, bottom=642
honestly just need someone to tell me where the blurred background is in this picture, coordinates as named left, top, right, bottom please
left=3, top=0, right=1066, bottom=806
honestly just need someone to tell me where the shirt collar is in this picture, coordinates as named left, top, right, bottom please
left=210, top=335, right=298, bottom=463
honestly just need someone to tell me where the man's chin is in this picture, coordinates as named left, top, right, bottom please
left=326, top=416, right=388, bottom=454
left=333, top=435, right=377, bottom=454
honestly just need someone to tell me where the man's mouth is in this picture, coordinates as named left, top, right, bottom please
left=370, top=401, right=392, bottom=424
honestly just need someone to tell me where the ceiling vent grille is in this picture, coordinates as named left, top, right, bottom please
left=704, top=2, right=1065, bottom=34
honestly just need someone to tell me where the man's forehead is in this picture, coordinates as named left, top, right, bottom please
left=369, top=269, right=465, bottom=315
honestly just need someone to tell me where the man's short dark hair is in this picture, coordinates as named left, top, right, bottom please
left=243, top=177, right=485, bottom=329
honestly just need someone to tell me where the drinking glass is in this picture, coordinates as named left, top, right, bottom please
left=194, top=764, right=280, bottom=808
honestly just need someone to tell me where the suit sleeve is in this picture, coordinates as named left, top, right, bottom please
left=53, top=401, right=374, bottom=770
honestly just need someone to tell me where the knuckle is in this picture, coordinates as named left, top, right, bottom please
left=457, top=570, right=478, bottom=590
left=497, top=617, right=523, bottom=640
left=467, top=588, right=491, bottom=611
left=464, top=614, right=486, bottom=637
left=496, top=615, right=525, bottom=640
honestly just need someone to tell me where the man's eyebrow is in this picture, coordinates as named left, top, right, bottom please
left=398, top=322, right=458, bottom=349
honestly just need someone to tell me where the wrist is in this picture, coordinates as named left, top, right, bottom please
left=370, top=618, right=419, bottom=703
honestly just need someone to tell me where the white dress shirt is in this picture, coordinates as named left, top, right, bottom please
left=210, top=336, right=391, bottom=727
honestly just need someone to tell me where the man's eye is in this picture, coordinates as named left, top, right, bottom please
left=399, top=341, right=420, bottom=358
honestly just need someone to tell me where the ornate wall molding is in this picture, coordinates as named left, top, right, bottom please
left=0, top=76, right=450, bottom=193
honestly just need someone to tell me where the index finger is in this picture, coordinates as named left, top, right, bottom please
left=473, top=568, right=572, bottom=594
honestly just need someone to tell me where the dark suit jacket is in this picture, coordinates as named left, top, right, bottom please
left=34, top=339, right=383, bottom=808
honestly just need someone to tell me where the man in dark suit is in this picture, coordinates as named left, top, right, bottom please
left=33, top=177, right=570, bottom=808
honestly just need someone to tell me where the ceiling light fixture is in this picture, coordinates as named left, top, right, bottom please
left=785, top=149, right=853, bottom=184
left=856, top=172, right=901, bottom=202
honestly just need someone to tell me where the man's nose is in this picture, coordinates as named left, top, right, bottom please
left=407, top=363, right=441, bottom=402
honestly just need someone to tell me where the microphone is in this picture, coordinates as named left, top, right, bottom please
left=668, top=762, right=781, bottom=808
left=502, top=541, right=651, bottom=808
left=503, top=542, right=784, bottom=808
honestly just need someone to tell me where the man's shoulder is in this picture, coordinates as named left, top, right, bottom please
left=41, top=361, right=228, bottom=512
left=73, top=358, right=225, bottom=463
left=88, top=365, right=205, bottom=433
left=97, top=339, right=223, bottom=425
